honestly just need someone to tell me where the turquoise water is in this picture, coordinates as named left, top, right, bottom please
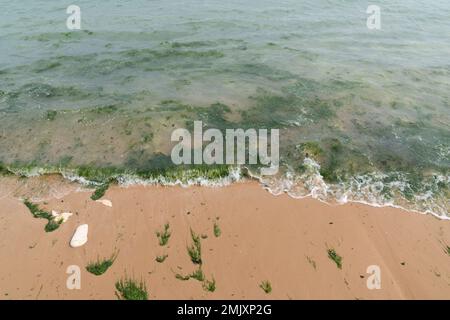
left=0, top=1, right=449, bottom=216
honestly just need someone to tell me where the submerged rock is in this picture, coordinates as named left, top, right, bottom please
left=70, top=224, right=88, bottom=248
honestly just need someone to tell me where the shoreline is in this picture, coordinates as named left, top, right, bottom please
left=1, top=180, right=450, bottom=299
left=0, top=165, right=448, bottom=220
left=0, top=171, right=450, bottom=220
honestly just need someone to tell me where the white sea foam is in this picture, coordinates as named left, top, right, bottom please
left=115, top=166, right=242, bottom=188
left=252, top=157, right=450, bottom=219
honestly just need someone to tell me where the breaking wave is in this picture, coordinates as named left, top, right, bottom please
left=254, top=158, right=450, bottom=220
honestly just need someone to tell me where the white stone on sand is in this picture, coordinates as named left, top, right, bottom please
left=51, top=210, right=73, bottom=223
left=96, top=199, right=112, bottom=207
left=70, top=224, right=89, bottom=248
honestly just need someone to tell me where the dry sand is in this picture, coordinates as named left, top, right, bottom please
left=1, top=178, right=450, bottom=300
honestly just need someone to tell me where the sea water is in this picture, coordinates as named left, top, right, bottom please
left=0, top=0, right=448, bottom=216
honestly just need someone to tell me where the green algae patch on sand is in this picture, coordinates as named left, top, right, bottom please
left=175, top=273, right=191, bottom=281
left=259, top=280, right=272, bottom=294
left=189, top=268, right=205, bottom=282
left=90, top=183, right=110, bottom=201
left=444, top=245, right=450, bottom=257
left=23, top=200, right=61, bottom=232
left=203, top=277, right=216, bottom=292
left=155, top=254, right=168, bottom=263
left=213, top=221, right=221, bottom=237
left=156, top=223, right=171, bottom=246
left=86, top=253, right=118, bottom=276
left=327, top=248, right=343, bottom=269
left=187, top=229, right=202, bottom=265
left=115, top=277, right=148, bottom=300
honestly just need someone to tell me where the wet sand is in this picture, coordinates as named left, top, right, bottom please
left=1, top=180, right=450, bottom=299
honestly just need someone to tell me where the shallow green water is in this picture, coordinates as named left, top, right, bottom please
left=0, top=1, right=449, bottom=216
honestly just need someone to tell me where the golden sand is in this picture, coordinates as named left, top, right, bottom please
left=1, top=180, right=450, bottom=299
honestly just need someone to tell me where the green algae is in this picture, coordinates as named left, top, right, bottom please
left=169, top=41, right=214, bottom=48
left=259, top=280, right=272, bottom=294
left=115, top=277, right=148, bottom=300
left=86, top=253, right=117, bottom=276
left=194, top=102, right=232, bottom=129
left=156, top=223, right=171, bottom=246
left=0, top=162, right=12, bottom=175
left=298, top=142, right=324, bottom=158
left=76, top=166, right=124, bottom=183
left=90, top=183, right=109, bottom=200
left=23, top=200, right=62, bottom=232
left=218, top=63, right=294, bottom=81
left=20, top=83, right=90, bottom=99
left=45, top=110, right=57, bottom=121
left=33, top=61, right=62, bottom=73
left=156, top=254, right=168, bottom=263
left=187, top=229, right=202, bottom=265
left=319, top=139, right=344, bottom=183
left=327, top=248, right=343, bottom=269
left=89, top=104, right=120, bottom=114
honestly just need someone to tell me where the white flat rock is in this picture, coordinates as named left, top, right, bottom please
left=96, top=199, right=112, bottom=207
left=70, top=224, right=88, bottom=248
left=51, top=210, right=73, bottom=223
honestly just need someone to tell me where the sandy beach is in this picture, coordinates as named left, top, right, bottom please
left=0, top=177, right=450, bottom=300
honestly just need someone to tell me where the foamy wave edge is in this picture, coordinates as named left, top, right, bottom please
left=249, top=158, right=450, bottom=220
left=3, top=162, right=449, bottom=220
